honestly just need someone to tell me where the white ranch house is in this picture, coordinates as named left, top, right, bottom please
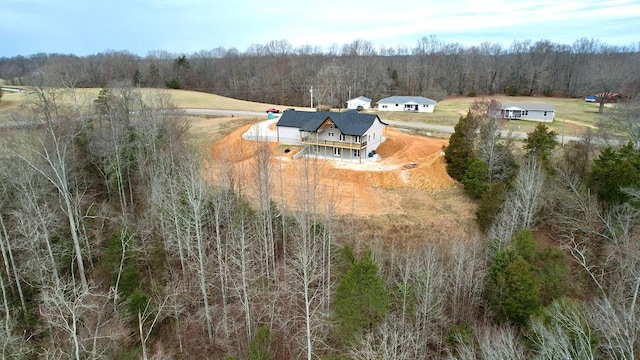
left=377, top=96, right=437, bottom=113
left=501, top=103, right=555, bottom=122
left=346, top=96, right=372, bottom=110
left=276, top=110, right=387, bottom=163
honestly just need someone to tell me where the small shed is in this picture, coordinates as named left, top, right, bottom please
left=346, top=96, right=372, bottom=110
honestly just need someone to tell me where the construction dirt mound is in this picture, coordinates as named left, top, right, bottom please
left=209, top=124, right=476, bottom=227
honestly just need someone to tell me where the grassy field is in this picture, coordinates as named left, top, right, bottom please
left=366, top=94, right=610, bottom=137
left=1, top=87, right=612, bottom=137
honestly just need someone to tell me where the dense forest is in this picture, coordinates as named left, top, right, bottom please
left=1, top=36, right=639, bottom=107
left=1, top=37, right=640, bottom=359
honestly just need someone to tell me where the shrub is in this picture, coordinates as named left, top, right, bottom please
left=249, top=326, right=274, bottom=360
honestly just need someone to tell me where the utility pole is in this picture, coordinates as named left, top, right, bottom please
left=561, top=113, right=565, bottom=147
left=310, top=86, right=313, bottom=109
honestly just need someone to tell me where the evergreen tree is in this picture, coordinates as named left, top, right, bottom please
left=94, top=85, right=114, bottom=115
left=588, top=142, right=640, bottom=205
left=461, top=157, right=490, bottom=198
left=523, top=123, right=558, bottom=167
left=487, top=249, right=541, bottom=326
left=476, top=182, right=508, bottom=233
left=333, top=250, right=389, bottom=344
left=445, top=113, right=478, bottom=181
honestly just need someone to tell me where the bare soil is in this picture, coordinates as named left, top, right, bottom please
left=206, top=119, right=479, bottom=239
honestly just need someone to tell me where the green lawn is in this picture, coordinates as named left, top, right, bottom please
left=367, top=95, right=611, bottom=137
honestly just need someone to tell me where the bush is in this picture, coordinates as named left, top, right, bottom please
left=165, top=78, right=180, bottom=89
left=249, top=326, right=274, bottom=360
left=505, top=84, right=518, bottom=96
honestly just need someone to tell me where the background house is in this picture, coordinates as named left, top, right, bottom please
left=346, top=96, right=372, bottom=110
left=501, top=103, right=555, bottom=122
left=377, top=96, right=437, bottom=113
left=276, top=110, right=387, bottom=163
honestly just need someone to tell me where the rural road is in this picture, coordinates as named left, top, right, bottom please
left=182, top=108, right=585, bottom=143
left=0, top=107, right=584, bottom=144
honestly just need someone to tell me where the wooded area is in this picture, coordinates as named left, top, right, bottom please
left=1, top=36, right=640, bottom=359
left=1, top=37, right=639, bottom=108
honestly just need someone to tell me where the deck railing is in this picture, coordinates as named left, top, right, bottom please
left=301, top=136, right=367, bottom=150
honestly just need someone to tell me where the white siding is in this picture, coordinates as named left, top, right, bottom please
left=362, top=119, right=386, bottom=154
left=377, top=102, right=435, bottom=113
left=277, top=126, right=301, bottom=145
left=346, top=99, right=371, bottom=109
left=502, top=108, right=554, bottom=122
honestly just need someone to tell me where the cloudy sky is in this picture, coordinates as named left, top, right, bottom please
left=1, top=0, right=639, bottom=57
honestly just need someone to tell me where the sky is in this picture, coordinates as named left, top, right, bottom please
left=1, top=0, right=639, bottom=57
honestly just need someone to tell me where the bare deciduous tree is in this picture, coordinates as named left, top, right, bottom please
left=488, top=156, right=546, bottom=252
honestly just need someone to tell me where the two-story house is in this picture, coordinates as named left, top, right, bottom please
left=276, top=110, right=387, bottom=163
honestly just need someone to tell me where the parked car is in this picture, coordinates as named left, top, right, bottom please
left=266, top=108, right=280, bottom=113
left=584, top=95, right=597, bottom=102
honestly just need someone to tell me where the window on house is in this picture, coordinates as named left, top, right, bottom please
left=328, top=132, right=333, bottom=137
left=339, top=134, right=345, bottom=141
left=353, top=149, right=360, bottom=157
left=382, top=105, right=387, bottom=108
left=354, top=135, right=360, bottom=143
left=544, top=111, right=547, bottom=116
left=334, top=148, right=341, bottom=156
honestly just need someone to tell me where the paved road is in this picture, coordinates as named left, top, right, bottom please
left=1, top=107, right=585, bottom=144
left=183, top=109, right=271, bottom=117
left=182, top=109, right=590, bottom=143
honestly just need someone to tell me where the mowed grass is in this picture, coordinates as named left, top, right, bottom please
left=1, top=87, right=614, bottom=137
left=370, top=94, right=611, bottom=137
left=0, top=88, right=297, bottom=120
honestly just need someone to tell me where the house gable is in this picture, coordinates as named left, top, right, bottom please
left=276, top=110, right=386, bottom=136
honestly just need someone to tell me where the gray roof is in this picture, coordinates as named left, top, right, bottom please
left=348, top=96, right=372, bottom=102
left=502, top=102, right=555, bottom=111
left=276, top=110, right=387, bottom=136
left=377, top=96, right=437, bottom=105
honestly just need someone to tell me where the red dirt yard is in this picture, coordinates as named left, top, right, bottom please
left=209, top=122, right=478, bottom=237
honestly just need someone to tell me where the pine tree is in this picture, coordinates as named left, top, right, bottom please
left=588, top=142, right=640, bottom=205
left=523, top=123, right=558, bottom=167
left=445, top=113, right=478, bottom=181
left=333, top=250, right=388, bottom=344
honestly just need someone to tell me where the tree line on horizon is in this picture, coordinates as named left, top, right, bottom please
left=1, top=36, right=638, bottom=108
left=1, top=67, right=640, bottom=357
